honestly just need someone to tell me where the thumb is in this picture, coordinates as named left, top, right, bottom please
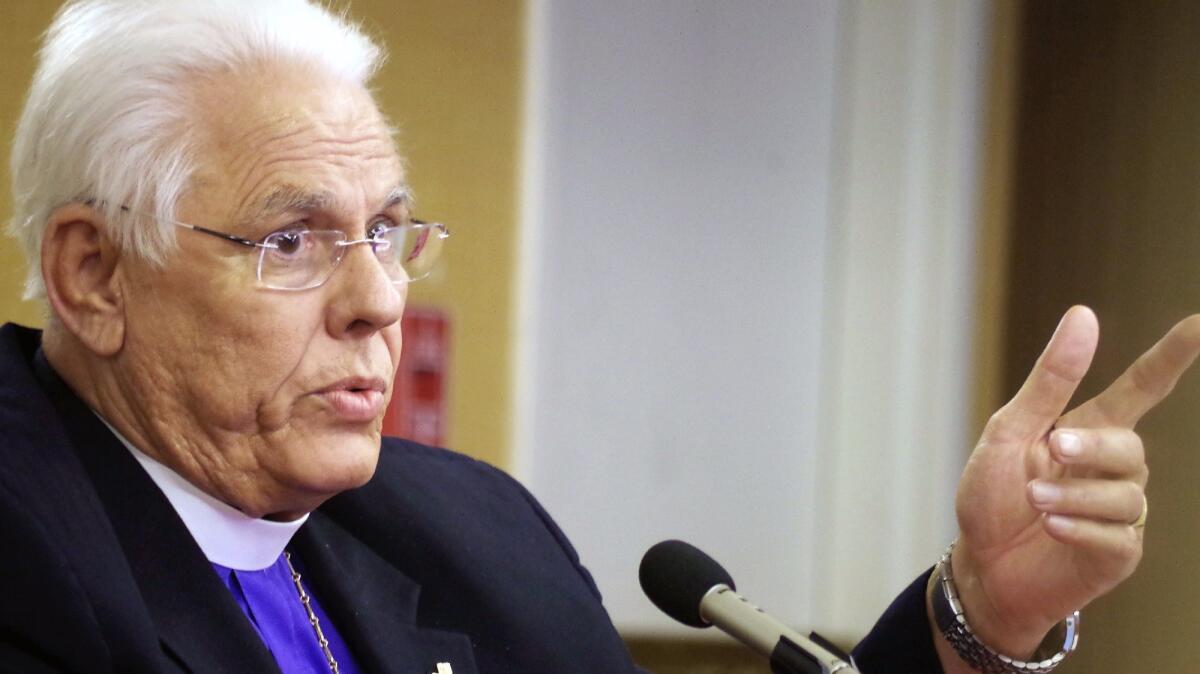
left=987, top=306, right=1099, bottom=442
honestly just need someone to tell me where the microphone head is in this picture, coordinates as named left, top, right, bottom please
left=639, top=539, right=736, bottom=628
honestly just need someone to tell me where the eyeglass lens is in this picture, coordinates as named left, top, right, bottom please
left=257, top=223, right=446, bottom=290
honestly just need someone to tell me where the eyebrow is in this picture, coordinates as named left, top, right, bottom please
left=235, top=183, right=412, bottom=231
left=379, top=186, right=412, bottom=213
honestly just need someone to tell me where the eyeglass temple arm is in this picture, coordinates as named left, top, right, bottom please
left=411, top=219, right=451, bottom=239
left=176, top=222, right=266, bottom=248
left=116, top=205, right=267, bottom=249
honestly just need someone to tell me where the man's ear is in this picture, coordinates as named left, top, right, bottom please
left=40, top=203, right=125, bottom=356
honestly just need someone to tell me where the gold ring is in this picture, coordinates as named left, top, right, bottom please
left=1132, top=494, right=1148, bottom=529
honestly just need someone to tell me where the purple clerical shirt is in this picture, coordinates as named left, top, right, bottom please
left=212, top=553, right=363, bottom=674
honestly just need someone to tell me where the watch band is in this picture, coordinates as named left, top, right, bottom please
left=931, top=542, right=1080, bottom=673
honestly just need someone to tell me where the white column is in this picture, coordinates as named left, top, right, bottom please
left=515, top=0, right=991, bottom=641
left=813, top=0, right=989, bottom=636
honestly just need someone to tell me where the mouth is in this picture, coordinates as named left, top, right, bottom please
left=314, top=377, right=389, bottom=423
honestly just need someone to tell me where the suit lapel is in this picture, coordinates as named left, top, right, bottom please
left=113, top=474, right=283, bottom=674
left=35, top=351, right=281, bottom=674
left=293, top=512, right=478, bottom=674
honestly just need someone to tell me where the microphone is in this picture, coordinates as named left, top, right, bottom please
left=639, top=540, right=861, bottom=674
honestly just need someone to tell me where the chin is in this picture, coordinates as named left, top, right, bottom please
left=293, top=433, right=382, bottom=495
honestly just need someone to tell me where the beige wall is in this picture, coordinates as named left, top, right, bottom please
left=1003, top=2, right=1200, bottom=670
left=0, top=1, right=524, bottom=468
left=0, top=3, right=58, bottom=328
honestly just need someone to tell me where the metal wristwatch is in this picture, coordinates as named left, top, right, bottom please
left=931, top=542, right=1080, bottom=673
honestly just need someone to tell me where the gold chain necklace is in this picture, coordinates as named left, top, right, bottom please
left=283, top=551, right=340, bottom=674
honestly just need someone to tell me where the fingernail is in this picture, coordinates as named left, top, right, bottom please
left=1030, top=480, right=1062, bottom=504
left=1044, top=514, right=1076, bottom=534
left=1056, top=431, right=1082, bottom=457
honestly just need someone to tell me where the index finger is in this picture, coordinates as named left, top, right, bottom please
left=1067, top=314, right=1200, bottom=428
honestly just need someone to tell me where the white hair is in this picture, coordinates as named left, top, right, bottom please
left=8, top=0, right=385, bottom=300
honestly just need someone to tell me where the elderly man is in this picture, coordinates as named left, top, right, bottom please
left=1, top=2, right=1197, bottom=673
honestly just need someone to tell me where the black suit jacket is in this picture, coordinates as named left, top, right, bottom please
left=0, top=323, right=941, bottom=673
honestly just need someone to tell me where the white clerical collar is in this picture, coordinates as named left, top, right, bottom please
left=101, top=418, right=307, bottom=571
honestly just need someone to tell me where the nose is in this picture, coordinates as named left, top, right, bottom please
left=324, top=241, right=406, bottom=339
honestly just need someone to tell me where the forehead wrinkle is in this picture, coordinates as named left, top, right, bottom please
left=220, top=113, right=392, bottom=200
left=234, top=148, right=398, bottom=216
left=255, top=139, right=398, bottom=173
left=226, top=132, right=399, bottom=222
left=219, top=116, right=307, bottom=190
left=235, top=131, right=397, bottom=186
left=225, top=111, right=298, bottom=156
left=232, top=166, right=405, bottom=233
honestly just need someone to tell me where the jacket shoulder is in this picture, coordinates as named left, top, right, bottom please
left=318, top=438, right=637, bottom=671
left=326, top=437, right=604, bottom=600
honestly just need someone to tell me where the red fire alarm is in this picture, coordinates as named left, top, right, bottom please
left=382, top=306, right=450, bottom=446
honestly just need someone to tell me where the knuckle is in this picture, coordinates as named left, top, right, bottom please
left=1100, top=429, right=1145, bottom=472
left=1128, top=359, right=1171, bottom=400
left=985, top=408, right=1007, bottom=434
left=1127, top=426, right=1144, bottom=442
left=1124, top=483, right=1144, bottom=511
left=1117, top=527, right=1142, bottom=560
left=1069, top=484, right=1093, bottom=508
left=1126, top=431, right=1146, bottom=461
